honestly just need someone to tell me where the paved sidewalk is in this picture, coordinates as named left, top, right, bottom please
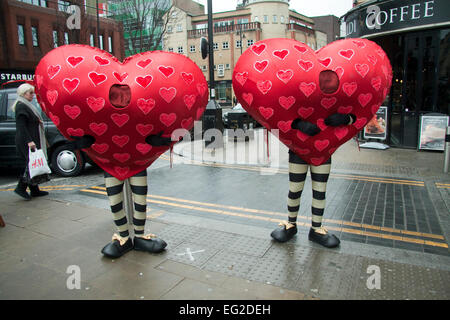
left=0, top=129, right=449, bottom=300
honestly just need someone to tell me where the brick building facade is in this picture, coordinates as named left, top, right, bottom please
left=0, top=0, right=124, bottom=87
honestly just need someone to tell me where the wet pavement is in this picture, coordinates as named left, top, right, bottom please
left=0, top=128, right=449, bottom=301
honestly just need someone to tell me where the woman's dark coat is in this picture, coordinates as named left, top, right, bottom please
left=15, top=101, right=41, bottom=162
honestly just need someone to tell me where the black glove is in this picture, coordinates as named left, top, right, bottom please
left=291, top=119, right=321, bottom=136
left=145, top=131, right=172, bottom=147
left=68, top=135, right=95, bottom=150
left=324, top=113, right=356, bottom=127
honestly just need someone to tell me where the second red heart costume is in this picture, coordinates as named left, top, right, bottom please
left=232, top=38, right=392, bottom=165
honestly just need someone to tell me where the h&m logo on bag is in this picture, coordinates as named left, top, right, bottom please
left=31, top=158, right=44, bottom=169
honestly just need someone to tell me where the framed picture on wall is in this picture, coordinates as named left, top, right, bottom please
left=364, top=106, right=387, bottom=140
left=419, top=115, right=449, bottom=151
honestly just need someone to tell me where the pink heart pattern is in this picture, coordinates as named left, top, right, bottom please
left=35, top=45, right=208, bottom=180
left=233, top=38, right=392, bottom=165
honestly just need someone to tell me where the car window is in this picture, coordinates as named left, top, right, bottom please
left=6, top=93, right=46, bottom=121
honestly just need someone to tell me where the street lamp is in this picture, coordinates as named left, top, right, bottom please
left=200, top=0, right=223, bottom=148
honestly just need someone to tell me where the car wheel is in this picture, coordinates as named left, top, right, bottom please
left=51, top=144, right=85, bottom=177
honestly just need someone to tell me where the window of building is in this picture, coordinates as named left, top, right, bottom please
left=236, top=40, right=242, bottom=48
left=177, top=46, right=183, bottom=53
left=280, top=15, right=285, bottom=23
left=196, top=23, right=207, bottom=29
left=190, top=45, right=196, bottom=52
left=108, top=36, right=113, bottom=53
left=254, top=16, right=258, bottom=22
left=31, top=26, right=39, bottom=47
left=237, top=18, right=249, bottom=25
left=201, top=65, right=207, bottom=71
left=58, top=0, right=70, bottom=11
left=222, top=42, right=229, bottom=49
left=64, top=32, right=69, bottom=45
left=22, top=0, right=47, bottom=5
left=213, top=42, right=218, bottom=50
left=53, top=30, right=58, bottom=48
left=263, top=15, right=269, bottom=23
left=17, top=24, right=25, bottom=45
left=99, top=34, right=104, bottom=50
left=90, top=34, right=94, bottom=47
left=177, top=24, right=182, bottom=32
left=167, top=25, right=172, bottom=33
left=225, top=63, right=230, bottom=70
left=273, top=15, right=277, bottom=23
left=217, top=64, right=224, bottom=77
left=247, top=39, right=254, bottom=47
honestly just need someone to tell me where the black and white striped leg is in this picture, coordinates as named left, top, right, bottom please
left=287, top=151, right=308, bottom=226
left=104, top=171, right=129, bottom=238
left=310, top=158, right=331, bottom=231
left=129, top=170, right=148, bottom=237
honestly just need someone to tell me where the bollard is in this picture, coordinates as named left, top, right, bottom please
left=445, top=126, right=450, bottom=173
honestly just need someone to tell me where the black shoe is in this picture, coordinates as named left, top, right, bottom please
left=270, top=222, right=297, bottom=242
left=308, top=227, right=340, bottom=248
left=30, top=186, right=49, bottom=197
left=14, top=181, right=31, bottom=200
left=134, top=235, right=167, bottom=253
left=101, top=237, right=133, bottom=258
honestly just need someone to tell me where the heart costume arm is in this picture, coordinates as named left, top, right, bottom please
left=291, top=118, right=321, bottom=136
left=324, top=113, right=357, bottom=127
left=145, top=131, right=172, bottom=147
left=67, top=135, right=96, bottom=150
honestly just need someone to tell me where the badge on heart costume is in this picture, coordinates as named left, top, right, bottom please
left=34, top=45, right=208, bottom=180
left=232, top=38, right=392, bottom=165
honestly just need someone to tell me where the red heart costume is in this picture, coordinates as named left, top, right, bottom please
left=233, top=38, right=392, bottom=248
left=34, top=45, right=209, bottom=257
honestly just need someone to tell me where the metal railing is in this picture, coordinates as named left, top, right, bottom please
left=187, top=22, right=261, bottom=38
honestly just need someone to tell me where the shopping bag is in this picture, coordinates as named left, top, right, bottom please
left=28, top=148, right=51, bottom=179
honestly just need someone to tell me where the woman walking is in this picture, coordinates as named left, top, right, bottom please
left=13, top=83, right=49, bottom=200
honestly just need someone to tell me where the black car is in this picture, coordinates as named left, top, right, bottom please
left=0, top=87, right=91, bottom=176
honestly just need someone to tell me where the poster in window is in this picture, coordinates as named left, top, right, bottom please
left=419, top=115, right=449, bottom=151
left=364, top=106, right=387, bottom=140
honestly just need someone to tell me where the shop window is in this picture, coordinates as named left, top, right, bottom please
left=17, top=24, right=25, bottom=45
left=437, top=29, right=450, bottom=115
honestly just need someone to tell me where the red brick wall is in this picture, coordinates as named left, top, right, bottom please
left=0, top=0, right=124, bottom=72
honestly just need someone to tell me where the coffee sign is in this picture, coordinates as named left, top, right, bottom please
left=344, top=0, right=450, bottom=38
